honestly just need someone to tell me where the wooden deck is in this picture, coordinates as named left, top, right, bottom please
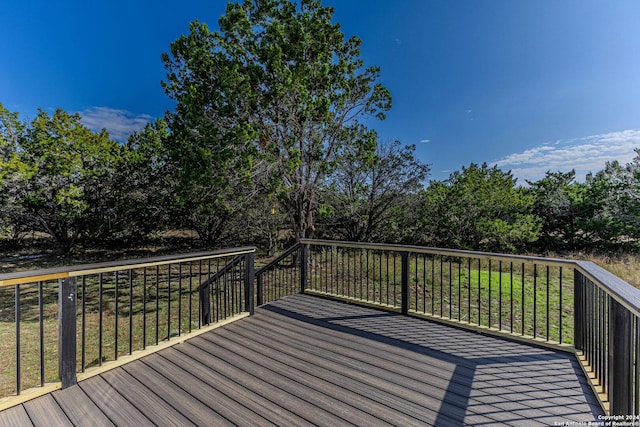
left=0, top=294, right=604, bottom=426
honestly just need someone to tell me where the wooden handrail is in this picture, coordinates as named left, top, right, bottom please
left=0, top=247, right=256, bottom=287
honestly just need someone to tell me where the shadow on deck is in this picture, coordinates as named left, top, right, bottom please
left=0, top=294, right=604, bottom=426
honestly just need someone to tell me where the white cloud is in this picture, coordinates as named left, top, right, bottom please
left=79, top=107, right=153, bottom=142
left=494, top=130, right=640, bottom=184
left=420, top=139, right=431, bottom=143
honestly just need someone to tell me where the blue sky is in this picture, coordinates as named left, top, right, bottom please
left=2, top=0, right=640, bottom=183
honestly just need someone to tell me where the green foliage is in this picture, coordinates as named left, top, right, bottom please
left=420, top=163, right=540, bottom=253
left=320, top=139, right=429, bottom=242
left=583, top=152, right=640, bottom=250
left=162, top=0, right=391, bottom=241
left=100, top=119, right=174, bottom=243
left=0, top=103, right=23, bottom=163
left=0, top=103, right=29, bottom=241
left=526, top=170, right=591, bottom=252
left=4, top=0, right=640, bottom=257
left=161, top=17, right=259, bottom=244
left=0, top=107, right=121, bottom=253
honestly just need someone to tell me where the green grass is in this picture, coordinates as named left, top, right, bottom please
left=0, top=262, right=246, bottom=399
left=307, top=248, right=575, bottom=344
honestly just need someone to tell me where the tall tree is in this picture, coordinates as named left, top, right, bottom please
left=0, top=103, right=23, bottom=162
left=527, top=170, right=590, bottom=252
left=162, top=0, right=391, bottom=241
left=320, top=139, right=429, bottom=242
left=0, top=103, right=28, bottom=241
left=584, top=151, right=640, bottom=250
left=5, top=108, right=121, bottom=253
left=420, top=163, right=540, bottom=253
left=103, top=119, right=175, bottom=243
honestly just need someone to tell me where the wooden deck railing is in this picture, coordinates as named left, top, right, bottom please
left=2, top=239, right=638, bottom=415
left=0, top=247, right=255, bottom=402
left=255, top=239, right=640, bottom=416
left=573, top=261, right=640, bottom=416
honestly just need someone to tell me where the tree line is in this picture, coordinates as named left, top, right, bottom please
left=2, top=99, right=638, bottom=256
left=1, top=0, right=638, bottom=256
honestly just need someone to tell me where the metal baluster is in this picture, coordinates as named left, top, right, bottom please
left=423, top=256, right=428, bottom=315
left=155, top=265, right=160, bottom=345
left=559, top=267, right=563, bottom=343
left=99, top=273, right=103, bottom=365
left=510, top=262, right=514, bottom=333
left=433, top=257, right=437, bottom=316
left=521, top=263, right=525, bottom=336
left=458, top=261, right=462, bottom=321
left=499, top=261, right=503, bottom=332
left=189, top=262, right=193, bottom=333
left=115, top=270, right=119, bottom=360
left=477, top=259, right=481, bottom=326
left=143, top=267, right=147, bottom=349
left=39, top=281, right=44, bottom=385
left=129, top=269, right=133, bottom=355
left=440, top=257, right=444, bottom=317
left=488, top=260, right=492, bottom=327
left=467, top=259, right=471, bottom=324
left=81, top=276, right=86, bottom=371
left=167, top=264, right=171, bottom=340
left=546, top=266, right=550, bottom=341
left=16, top=284, right=21, bottom=395
left=178, top=262, right=182, bottom=336
left=533, top=264, right=537, bottom=339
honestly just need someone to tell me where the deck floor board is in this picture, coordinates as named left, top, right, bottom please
left=0, top=403, right=33, bottom=427
left=214, top=319, right=458, bottom=425
left=77, top=375, right=153, bottom=427
left=0, top=294, right=605, bottom=426
left=22, top=394, right=71, bottom=426
left=51, top=385, right=114, bottom=427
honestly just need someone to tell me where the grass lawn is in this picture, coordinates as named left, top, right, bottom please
left=0, top=260, right=245, bottom=399
left=307, top=248, right=575, bottom=344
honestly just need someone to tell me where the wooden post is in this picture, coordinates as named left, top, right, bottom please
left=199, top=281, right=211, bottom=325
left=609, top=299, right=633, bottom=415
left=401, top=252, right=410, bottom=315
left=300, top=244, right=308, bottom=294
left=58, top=277, right=77, bottom=388
left=245, top=252, right=255, bottom=315
left=257, top=274, right=264, bottom=307
left=573, top=270, right=584, bottom=351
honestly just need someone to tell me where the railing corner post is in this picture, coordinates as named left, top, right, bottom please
left=300, top=243, right=308, bottom=294
left=401, top=251, right=410, bottom=315
left=573, top=269, right=584, bottom=351
left=609, top=299, right=633, bottom=415
left=58, top=276, right=77, bottom=388
left=245, top=251, right=255, bottom=315
left=256, top=274, right=264, bottom=307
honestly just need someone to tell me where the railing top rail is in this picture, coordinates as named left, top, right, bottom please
left=575, top=260, right=640, bottom=318
left=299, top=239, right=575, bottom=267
left=0, top=246, right=256, bottom=287
left=301, top=238, right=640, bottom=318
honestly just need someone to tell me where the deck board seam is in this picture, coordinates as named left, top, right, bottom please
left=140, top=354, right=274, bottom=427
left=188, top=334, right=393, bottom=426
left=0, top=293, right=606, bottom=426
left=174, top=339, right=358, bottom=426
left=220, top=318, right=464, bottom=404
left=158, top=347, right=313, bottom=426
left=210, top=320, right=464, bottom=426
left=99, top=368, right=197, bottom=426
left=244, top=310, right=476, bottom=381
